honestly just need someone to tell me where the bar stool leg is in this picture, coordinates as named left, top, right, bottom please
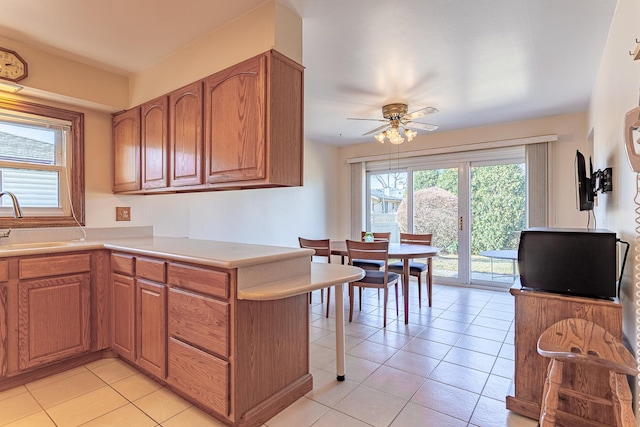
left=610, top=372, right=634, bottom=427
left=539, top=359, right=563, bottom=427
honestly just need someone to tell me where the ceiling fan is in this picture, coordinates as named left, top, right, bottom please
left=348, top=103, right=439, bottom=144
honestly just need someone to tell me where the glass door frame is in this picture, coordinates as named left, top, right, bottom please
left=365, top=145, right=526, bottom=288
left=406, top=161, right=470, bottom=286
left=468, top=157, right=527, bottom=288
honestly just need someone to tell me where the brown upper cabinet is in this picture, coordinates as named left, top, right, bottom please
left=169, top=81, right=203, bottom=187
left=112, top=108, right=141, bottom=192
left=141, top=96, right=169, bottom=190
left=112, top=50, right=303, bottom=194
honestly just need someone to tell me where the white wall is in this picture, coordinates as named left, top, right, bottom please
left=590, top=0, right=640, bottom=365
left=130, top=1, right=302, bottom=106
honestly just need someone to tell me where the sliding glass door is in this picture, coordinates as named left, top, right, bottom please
left=366, top=147, right=527, bottom=288
left=470, top=162, right=526, bottom=285
left=410, top=166, right=463, bottom=282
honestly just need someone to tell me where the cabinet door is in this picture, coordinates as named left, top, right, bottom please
left=136, top=279, right=167, bottom=378
left=0, top=285, right=6, bottom=378
left=18, top=274, right=91, bottom=370
left=113, top=108, right=141, bottom=192
left=170, top=82, right=203, bottom=187
left=112, top=273, right=135, bottom=360
left=141, top=96, right=168, bottom=189
left=204, top=54, right=265, bottom=183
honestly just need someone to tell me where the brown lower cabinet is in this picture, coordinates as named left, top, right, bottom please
left=0, top=252, right=95, bottom=379
left=110, top=253, right=167, bottom=379
left=0, top=265, right=8, bottom=378
left=112, top=272, right=134, bottom=360
left=136, top=279, right=166, bottom=378
left=18, top=273, right=91, bottom=370
left=0, top=250, right=310, bottom=427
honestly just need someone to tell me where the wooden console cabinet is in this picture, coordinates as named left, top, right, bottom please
left=507, top=282, right=622, bottom=425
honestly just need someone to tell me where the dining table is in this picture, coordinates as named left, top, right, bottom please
left=330, top=240, right=440, bottom=324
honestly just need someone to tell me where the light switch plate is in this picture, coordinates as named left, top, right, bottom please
left=116, top=207, right=131, bottom=221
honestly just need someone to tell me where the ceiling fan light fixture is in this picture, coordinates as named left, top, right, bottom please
left=404, top=128, right=417, bottom=141
left=348, top=103, right=438, bottom=144
left=386, top=127, right=404, bottom=145
left=374, top=131, right=387, bottom=143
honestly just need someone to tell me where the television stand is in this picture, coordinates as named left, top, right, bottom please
left=507, top=279, right=622, bottom=425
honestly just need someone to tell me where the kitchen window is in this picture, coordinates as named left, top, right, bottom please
left=0, top=98, right=84, bottom=227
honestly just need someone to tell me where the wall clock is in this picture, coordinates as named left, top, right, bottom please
left=0, top=48, right=28, bottom=82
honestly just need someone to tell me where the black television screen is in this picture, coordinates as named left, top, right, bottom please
left=518, top=228, right=617, bottom=299
left=575, top=150, right=594, bottom=211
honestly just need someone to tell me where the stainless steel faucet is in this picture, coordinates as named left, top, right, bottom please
left=0, top=191, right=23, bottom=218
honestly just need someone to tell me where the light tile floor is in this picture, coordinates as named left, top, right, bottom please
left=0, top=282, right=538, bottom=427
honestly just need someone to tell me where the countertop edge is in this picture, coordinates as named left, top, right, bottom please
left=237, top=263, right=364, bottom=300
left=0, top=237, right=314, bottom=269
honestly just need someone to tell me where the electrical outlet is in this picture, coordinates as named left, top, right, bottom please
left=116, top=207, right=131, bottom=221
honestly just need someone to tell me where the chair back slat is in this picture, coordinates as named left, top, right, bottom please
left=298, top=237, right=331, bottom=261
left=361, top=231, right=391, bottom=242
left=347, top=240, right=389, bottom=262
left=399, top=232, right=432, bottom=246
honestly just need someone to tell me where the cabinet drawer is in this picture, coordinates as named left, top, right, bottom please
left=168, top=288, right=229, bottom=357
left=168, top=263, right=228, bottom=299
left=168, top=337, right=229, bottom=416
left=19, top=253, right=91, bottom=280
left=137, top=257, right=166, bottom=283
left=111, top=253, right=134, bottom=275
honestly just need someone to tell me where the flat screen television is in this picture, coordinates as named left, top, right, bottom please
left=518, top=228, right=617, bottom=299
left=575, top=150, right=594, bottom=211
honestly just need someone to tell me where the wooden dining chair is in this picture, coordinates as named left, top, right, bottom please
left=388, top=233, right=433, bottom=308
left=351, top=231, right=391, bottom=271
left=298, top=237, right=331, bottom=318
left=346, top=239, right=399, bottom=327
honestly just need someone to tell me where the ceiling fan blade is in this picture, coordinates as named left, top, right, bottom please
left=362, top=123, right=390, bottom=136
left=404, top=121, right=438, bottom=131
left=402, top=106, right=439, bottom=121
left=347, top=117, right=389, bottom=122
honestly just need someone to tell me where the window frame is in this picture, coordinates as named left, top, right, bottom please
left=0, top=97, right=84, bottom=228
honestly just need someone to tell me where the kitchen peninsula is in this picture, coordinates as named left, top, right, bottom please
left=0, top=235, right=363, bottom=426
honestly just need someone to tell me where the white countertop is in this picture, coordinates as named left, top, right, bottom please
left=0, top=235, right=364, bottom=300
left=237, top=262, right=364, bottom=300
left=0, top=236, right=314, bottom=269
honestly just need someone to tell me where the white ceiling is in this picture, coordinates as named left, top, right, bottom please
left=0, top=0, right=617, bottom=146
